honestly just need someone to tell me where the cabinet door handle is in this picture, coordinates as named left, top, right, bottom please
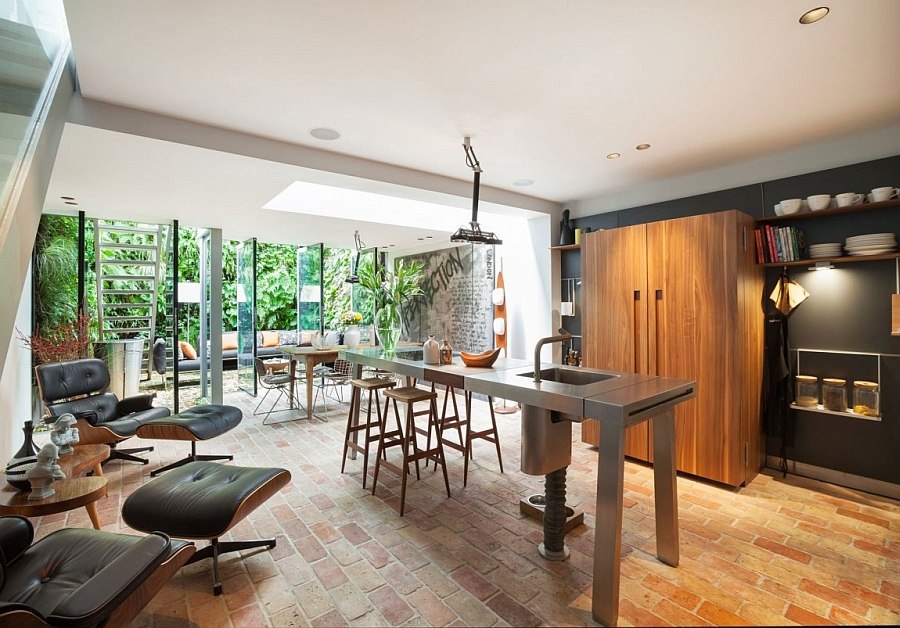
left=633, top=290, right=641, bottom=373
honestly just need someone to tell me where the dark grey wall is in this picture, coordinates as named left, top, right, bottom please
left=569, top=154, right=900, bottom=485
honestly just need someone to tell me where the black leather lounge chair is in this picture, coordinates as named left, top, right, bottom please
left=0, top=515, right=195, bottom=627
left=35, top=358, right=171, bottom=465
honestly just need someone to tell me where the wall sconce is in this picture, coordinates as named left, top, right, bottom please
left=561, top=278, right=575, bottom=316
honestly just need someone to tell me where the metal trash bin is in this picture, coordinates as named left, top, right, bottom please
left=94, top=338, right=144, bottom=399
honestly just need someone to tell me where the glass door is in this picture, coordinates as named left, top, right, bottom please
left=237, top=238, right=257, bottom=395
left=297, top=243, right=323, bottom=335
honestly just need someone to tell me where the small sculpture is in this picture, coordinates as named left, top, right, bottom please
left=26, top=443, right=63, bottom=500
left=50, top=413, right=80, bottom=456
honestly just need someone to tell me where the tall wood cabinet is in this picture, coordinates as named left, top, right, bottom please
left=580, top=210, right=764, bottom=486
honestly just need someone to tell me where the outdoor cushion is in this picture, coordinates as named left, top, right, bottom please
left=222, top=332, right=238, bottom=350
left=180, top=341, right=197, bottom=360
left=262, top=331, right=280, bottom=347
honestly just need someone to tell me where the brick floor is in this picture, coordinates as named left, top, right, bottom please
left=31, top=388, right=900, bottom=626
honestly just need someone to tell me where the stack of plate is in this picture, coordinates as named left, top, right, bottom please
left=844, top=233, right=897, bottom=256
left=808, top=243, right=842, bottom=259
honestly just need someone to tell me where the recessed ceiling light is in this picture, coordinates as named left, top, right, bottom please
left=60, top=195, right=75, bottom=200
left=635, top=144, right=651, bottom=150
left=417, top=237, right=424, bottom=241
left=607, top=153, right=621, bottom=160
left=426, top=236, right=433, bottom=239
left=309, top=127, right=341, bottom=140
left=64, top=201, right=78, bottom=205
left=513, top=179, right=534, bottom=187
left=799, top=7, right=829, bottom=24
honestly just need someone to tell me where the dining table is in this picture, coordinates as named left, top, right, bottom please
left=277, top=345, right=346, bottom=421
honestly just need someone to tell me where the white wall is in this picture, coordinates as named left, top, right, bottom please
left=0, top=264, right=34, bottom=464
left=491, top=213, right=553, bottom=361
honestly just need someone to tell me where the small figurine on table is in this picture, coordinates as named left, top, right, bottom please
left=50, top=413, right=80, bottom=456
left=26, top=443, right=63, bottom=500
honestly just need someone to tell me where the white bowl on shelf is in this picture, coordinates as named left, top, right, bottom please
left=780, top=198, right=803, bottom=214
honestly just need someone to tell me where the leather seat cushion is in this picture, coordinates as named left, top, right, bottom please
left=104, top=406, right=171, bottom=437
left=122, top=462, right=289, bottom=539
left=138, top=404, right=242, bottom=441
left=0, top=528, right=169, bottom=617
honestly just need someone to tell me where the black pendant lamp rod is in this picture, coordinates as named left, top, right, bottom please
left=451, top=136, right=502, bottom=245
left=464, top=137, right=482, bottom=224
left=345, top=230, right=364, bottom=283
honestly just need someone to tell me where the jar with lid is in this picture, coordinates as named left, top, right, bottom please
left=440, top=339, right=453, bottom=365
left=822, top=378, right=847, bottom=412
left=794, top=375, right=818, bottom=407
left=852, top=381, right=879, bottom=417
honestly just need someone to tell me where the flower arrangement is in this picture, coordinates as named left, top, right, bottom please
left=341, top=310, right=363, bottom=327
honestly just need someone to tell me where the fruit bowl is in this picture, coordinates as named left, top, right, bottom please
left=460, top=348, right=501, bottom=368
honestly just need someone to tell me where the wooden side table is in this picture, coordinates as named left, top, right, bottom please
left=0, top=444, right=110, bottom=529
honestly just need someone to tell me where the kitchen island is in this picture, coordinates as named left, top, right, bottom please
left=340, top=346, right=695, bottom=627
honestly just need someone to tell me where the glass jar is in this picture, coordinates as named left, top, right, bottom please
left=852, top=381, right=879, bottom=417
left=822, top=378, right=847, bottom=412
left=794, top=375, right=818, bottom=407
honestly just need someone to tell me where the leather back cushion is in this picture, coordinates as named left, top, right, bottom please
left=48, top=393, right=120, bottom=425
left=36, top=359, right=110, bottom=402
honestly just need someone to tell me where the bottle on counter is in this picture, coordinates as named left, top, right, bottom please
left=423, top=335, right=440, bottom=365
left=822, top=378, right=847, bottom=412
left=440, top=339, right=453, bottom=365
left=852, top=380, right=879, bottom=417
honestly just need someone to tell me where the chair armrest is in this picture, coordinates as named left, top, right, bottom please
left=0, top=516, right=34, bottom=565
left=117, top=393, right=156, bottom=416
left=0, top=602, right=51, bottom=627
left=48, top=533, right=171, bottom=628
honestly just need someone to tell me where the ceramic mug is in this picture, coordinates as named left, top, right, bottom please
left=780, top=198, right=803, bottom=214
left=871, top=186, right=900, bottom=202
left=807, top=194, right=831, bottom=211
left=835, top=192, right=863, bottom=207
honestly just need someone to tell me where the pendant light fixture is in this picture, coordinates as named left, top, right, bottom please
left=451, top=136, right=502, bottom=245
left=345, top=230, right=364, bottom=283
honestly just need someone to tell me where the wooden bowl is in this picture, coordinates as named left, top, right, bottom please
left=460, top=348, right=501, bottom=368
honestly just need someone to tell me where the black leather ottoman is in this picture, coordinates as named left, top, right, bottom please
left=137, top=404, right=243, bottom=476
left=122, top=461, right=291, bottom=595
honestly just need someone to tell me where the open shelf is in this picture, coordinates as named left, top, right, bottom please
left=758, top=198, right=900, bottom=224
left=551, top=243, right=581, bottom=251
left=790, top=403, right=881, bottom=422
left=761, top=252, right=900, bottom=268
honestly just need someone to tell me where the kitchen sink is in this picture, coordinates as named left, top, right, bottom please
left=518, top=367, right=618, bottom=386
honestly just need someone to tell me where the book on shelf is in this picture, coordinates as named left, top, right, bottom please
left=756, top=225, right=805, bottom=263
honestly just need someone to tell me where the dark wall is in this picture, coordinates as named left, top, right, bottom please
left=569, top=154, right=900, bottom=485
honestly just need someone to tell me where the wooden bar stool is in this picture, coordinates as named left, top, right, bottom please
left=372, top=386, right=450, bottom=515
left=341, top=377, right=396, bottom=488
left=432, top=385, right=505, bottom=486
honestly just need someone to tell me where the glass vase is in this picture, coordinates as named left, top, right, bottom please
left=375, top=305, right=402, bottom=353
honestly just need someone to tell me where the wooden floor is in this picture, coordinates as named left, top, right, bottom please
left=31, top=388, right=900, bottom=627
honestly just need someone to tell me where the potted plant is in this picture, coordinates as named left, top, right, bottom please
left=357, top=258, right=424, bottom=353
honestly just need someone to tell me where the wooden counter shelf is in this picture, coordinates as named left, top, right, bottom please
left=757, top=198, right=900, bottom=224
left=760, top=252, right=900, bottom=267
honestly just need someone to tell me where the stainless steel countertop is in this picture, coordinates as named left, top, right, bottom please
left=341, top=347, right=696, bottom=422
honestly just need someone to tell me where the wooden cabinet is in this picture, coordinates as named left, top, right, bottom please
left=581, top=210, right=764, bottom=486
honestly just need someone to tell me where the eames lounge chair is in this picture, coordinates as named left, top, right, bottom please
left=35, top=358, right=171, bottom=465
left=0, top=515, right=195, bottom=627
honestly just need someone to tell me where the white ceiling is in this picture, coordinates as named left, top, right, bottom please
left=45, top=0, right=900, bottom=247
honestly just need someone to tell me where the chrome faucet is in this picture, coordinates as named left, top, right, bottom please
left=533, top=328, right=573, bottom=383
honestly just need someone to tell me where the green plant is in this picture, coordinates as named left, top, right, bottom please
left=357, top=257, right=425, bottom=310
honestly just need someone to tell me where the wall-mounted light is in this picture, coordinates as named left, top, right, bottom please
left=809, top=261, right=834, bottom=271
